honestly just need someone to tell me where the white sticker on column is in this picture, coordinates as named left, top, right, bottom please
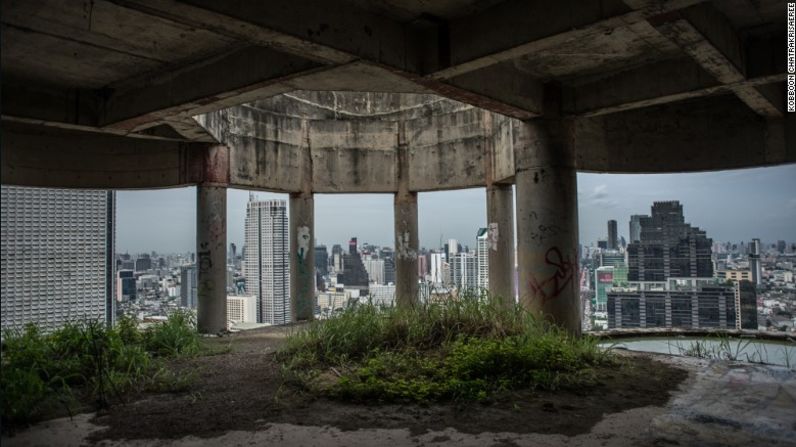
left=488, top=223, right=499, bottom=251
left=297, top=226, right=311, bottom=263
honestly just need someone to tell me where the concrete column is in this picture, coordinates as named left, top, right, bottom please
left=486, top=183, right=515, bottom=308
left=515, top=118, right=581, bottom=334
left=394, top=121, right=418, bottom=307
left=394, top=190, right=419, bottom=307
left=196, top=185, right=227, bottom=334
left=290, top=191, right=315, bottom=321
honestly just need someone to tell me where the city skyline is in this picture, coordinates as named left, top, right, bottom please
left=116, top=164, right=796, bottom=253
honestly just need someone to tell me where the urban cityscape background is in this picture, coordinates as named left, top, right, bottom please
left=2, top=166, right=795, bottom=333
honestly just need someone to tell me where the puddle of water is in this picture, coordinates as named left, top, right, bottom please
left=599, top=337, right=796, bottom=368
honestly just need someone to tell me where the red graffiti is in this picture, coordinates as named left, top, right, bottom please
left=528, top=247, right=576, bottom=305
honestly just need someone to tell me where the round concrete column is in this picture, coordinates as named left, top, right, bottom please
left=290, top=191, right=315, bottom=321
left=515, top=119, right=580, bottom=335
left=196, top=185, right=227, bottom=334
left=394, top=190, right=419, bottom=307
left=486, top=183, right=515, bottom=308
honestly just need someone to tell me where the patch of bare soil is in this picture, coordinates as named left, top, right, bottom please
left=89, top=327, right=688, bottom=441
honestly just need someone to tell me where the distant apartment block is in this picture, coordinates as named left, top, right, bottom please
left=227, top=295, right=257, bottom=327
left=1, top=186, right=115, bottom=332
left=607, top=283, right=756, bottom=330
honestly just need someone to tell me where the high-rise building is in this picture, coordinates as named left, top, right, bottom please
left=446, top=238, right=459, bottom=258
left=180, top=265, right=197, bottom=308
left=476, top=228, right=489, bottom=289
left=594, top=266, right=614, bottom=312
left=380, top=247, right=396, bottom=285
left=363, top=258, right=386, bottom=285
left=1, top=186, right=115, bottom=332
left=629, top=215, right=643, bottom=243
left=314, top=245, right=329, bottom=277
left=336, top=237, right=370, bottom=292
left=244, top=196, right=290, bottom=325
left=627, top=201, right=712, bottom=283
left=135, top=254, right=152, bottom=272
left=116, top=270, right=136, bottom=302
left=417, top=254, right=428, bottom=280
left=229, top=243, right=237, bottom=263
left=600, top=250, right=625, bottom=268
left=607, top=220, right=618, bottom=250
left=749, top=238, right=762, bottom=286
left=451, top=252, right=478, bottom=291
left=777, top=240, right=786, bottom=254
left=430, top=252, right=446, bottom=285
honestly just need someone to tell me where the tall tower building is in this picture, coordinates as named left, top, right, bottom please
left=627, top=201, right=712, bottom=283
left=244, top=196, right=290, bottom=324
left=749, top=238, right=762, bottom=286
left=476, top=228, right=489, bottom=289
left=1, top=186, right=115, bottom=332
left=607, top=220, right=618, bottom=250
left=180, top=265, right=197, bottom=308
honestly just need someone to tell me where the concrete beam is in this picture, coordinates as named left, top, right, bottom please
left=431, top=0, right=703, bottom=79
left=565, top=58, right=783, bottom=117
left=649, top=3, right=784, bottom=117
left=114, top=0, right=416, bottom=70
left=101, top=46, right=323, bottom=131
left=0, top=122, right=216, bottom=189
left=573, top=95, right=795, bottom=173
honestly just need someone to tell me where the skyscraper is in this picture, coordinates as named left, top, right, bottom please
left=476, top=227, right=489, bottom=289
left=749, top=238, right=762, bottom=286
left=336, top=237, right=369, bottom=292
left=1, top=186, right=115, bottom=332
left=607, top=220, right=618, bottom=250
left=629, top=215, right=643, bottom=243
left=627, top=201, right=712, bottom=283
left=244, top=196, right=290, bottom=325
left=180, top=265, right=197, bottom=308
left=314, top=245, right=329, bottom=277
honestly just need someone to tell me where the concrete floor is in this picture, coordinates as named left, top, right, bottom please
left=4, top=354, right=795, bottom=447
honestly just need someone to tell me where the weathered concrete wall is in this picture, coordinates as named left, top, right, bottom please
left=310, top=119, right=398, bottom=193
left=198, top=93, right=498, bottom=194
left=407, top=107, right=487, bottom=191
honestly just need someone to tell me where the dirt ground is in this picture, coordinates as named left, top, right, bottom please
left=88, top=326, right=688, bottom=442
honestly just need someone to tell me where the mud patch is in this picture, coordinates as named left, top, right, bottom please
left=89, top=328, right=687, bottom=441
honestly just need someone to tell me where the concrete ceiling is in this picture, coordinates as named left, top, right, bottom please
left=0, top=0, right=791, bottom=171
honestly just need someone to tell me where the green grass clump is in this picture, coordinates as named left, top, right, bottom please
left=1, top=309, right=200, bottom=428
left=279, top=294, right=611, bottom=403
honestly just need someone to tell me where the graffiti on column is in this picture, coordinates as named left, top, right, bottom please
left=197, top=241, right=214, bottom=293
left=396, top=231, right=417, bottom=260
left=528, top=247, right=576, bottom=305
left=197, top=241, right=212, bottom=272
left=488, top=222, right=499, bottom=251
left=296, top=225, right=312, bottom=316
left=296, top=225, right=311, bottom=270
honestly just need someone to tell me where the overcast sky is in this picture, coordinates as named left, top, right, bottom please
left=116, top=164, right=796, bottom=254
